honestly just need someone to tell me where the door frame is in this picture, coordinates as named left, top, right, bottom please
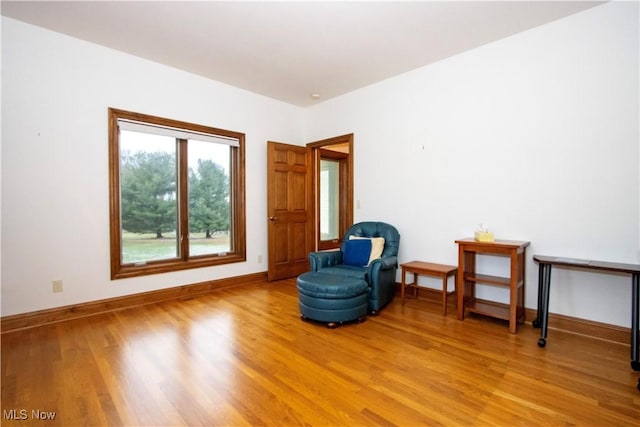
left=307, top=134, right=354, bottom=252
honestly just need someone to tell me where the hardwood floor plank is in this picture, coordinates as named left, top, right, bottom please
left=2, top=278, right=639, bottom=426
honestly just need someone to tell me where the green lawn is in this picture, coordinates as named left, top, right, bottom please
left=122, top=232, right=230, bottom=263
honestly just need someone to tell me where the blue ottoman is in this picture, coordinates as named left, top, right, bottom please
left=296, top=272, right=369, bottom=328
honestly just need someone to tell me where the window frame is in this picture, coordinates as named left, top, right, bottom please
left=108, top=108, right=246, bottom=279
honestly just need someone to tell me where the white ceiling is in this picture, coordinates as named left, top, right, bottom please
left=1, top=1, right=603, bottom=107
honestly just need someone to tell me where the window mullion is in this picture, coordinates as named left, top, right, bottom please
left=178, top=139, right=190, bottom=260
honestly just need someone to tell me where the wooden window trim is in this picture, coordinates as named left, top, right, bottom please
left=108, top=108, right=246, bottom=279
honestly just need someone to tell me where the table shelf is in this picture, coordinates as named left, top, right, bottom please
left=463, top=273, right=512, bottom=287
left=466, top=300, right=511, bottom=321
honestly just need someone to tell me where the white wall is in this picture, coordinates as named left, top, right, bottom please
left=305, top=2, right=639, bottom=327
left=1, top=17, right=305, bottom=316
left=2, top=2, right=638, bottom=328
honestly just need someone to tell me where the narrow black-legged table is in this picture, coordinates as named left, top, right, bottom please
left=533, top=255, right=640, bottom=391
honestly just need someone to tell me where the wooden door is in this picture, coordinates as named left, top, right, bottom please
left=267, top=142, right=313, bottom=281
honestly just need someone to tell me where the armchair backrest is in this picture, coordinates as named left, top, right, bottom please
left=342, top=221, right=400, bottom=258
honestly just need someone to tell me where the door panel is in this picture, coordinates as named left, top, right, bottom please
left=267, top=142, right=313, bottom=281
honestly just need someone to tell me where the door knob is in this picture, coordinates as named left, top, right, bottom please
left=269, top=216, right=278, bottom=221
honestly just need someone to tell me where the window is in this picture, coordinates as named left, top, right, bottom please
left=108, top=108, right=245, bottom=279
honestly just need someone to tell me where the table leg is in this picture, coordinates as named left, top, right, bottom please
left=537, top=263, right=552, bottom=348
left=457, top=247, right=466, bottom=321
left=401, top=268, right=407, bottom=305
left=633, top=273, right=640, bottom=391
left=508, top=251, right=518, bottom=334
left=632, top=273, right=639, bottom=371
left=442, top=274, right=447, bottom=316
left=521, top=252, right=526, bottom=324
left=533, top=264, right=544, bottom=328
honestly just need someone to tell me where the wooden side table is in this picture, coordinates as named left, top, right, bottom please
left=455, top=238, right=530, bottom=333
left=400, top=261, right=458, bottom=315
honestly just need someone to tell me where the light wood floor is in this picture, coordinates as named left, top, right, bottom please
left=2, top=278, right=639, bottom=426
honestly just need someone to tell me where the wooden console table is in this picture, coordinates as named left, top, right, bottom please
left=456, top=238, right=530, bottom=333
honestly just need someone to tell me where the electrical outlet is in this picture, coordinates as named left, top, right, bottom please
left=258, top=255, right=263, bottom=263
left=52, top=280, right=63, bottom=293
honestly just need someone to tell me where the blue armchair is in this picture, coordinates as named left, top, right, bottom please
left=308, top=221, right=400, bottom=314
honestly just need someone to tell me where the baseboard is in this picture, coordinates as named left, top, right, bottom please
left=399, top=285, right=631, bottom=346
left=4, top=276, right=631, bottom=345
left=522, top=307, right=630, bottom=345
left=1, top=271, right=268, bottom=333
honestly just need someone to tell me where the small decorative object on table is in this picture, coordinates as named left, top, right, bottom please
left=474, top=223, right=494, bottom=242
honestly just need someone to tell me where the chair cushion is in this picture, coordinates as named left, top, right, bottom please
left=343, top=238, right=372, bottom=267
left=316, top=265, right=367, bottom=281
left=297, top=272, right=368, bottom=298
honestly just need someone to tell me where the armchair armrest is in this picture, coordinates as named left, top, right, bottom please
left=369, top=255, right=398, bottom=272
left=367, top=255, right=398, bottom=283
left=367, top=255, right=399, bottom=313
left=308, top=250, right=344, bottom=271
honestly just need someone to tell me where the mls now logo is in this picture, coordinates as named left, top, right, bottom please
left=3, top=409, right=57, bottom=420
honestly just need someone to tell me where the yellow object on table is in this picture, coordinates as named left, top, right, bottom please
left=474, top=231, right=494, bottom=242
